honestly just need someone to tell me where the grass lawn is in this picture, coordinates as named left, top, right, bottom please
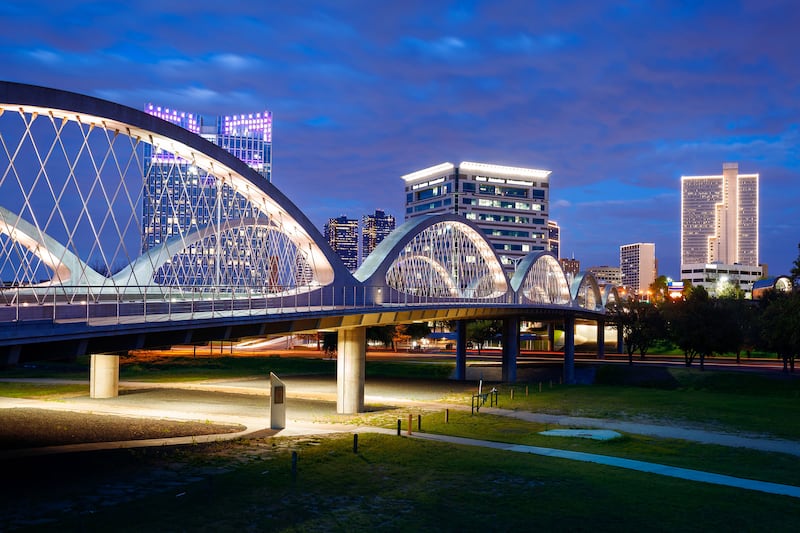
left=353, top=407, right=800, bottom=488
left=0, top=381, right=87, bottom=398
left=38, top=434, right=800, bottom=532
left=486, top=367, right=800, bottom=440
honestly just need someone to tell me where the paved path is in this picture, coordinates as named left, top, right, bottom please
left=480, top=408, right=800, bottom=457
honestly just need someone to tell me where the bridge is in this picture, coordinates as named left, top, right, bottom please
left=0, top=81, right=620, bottom=413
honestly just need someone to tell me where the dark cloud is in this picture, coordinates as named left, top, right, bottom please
left=1, top=0, right=798, bottom=276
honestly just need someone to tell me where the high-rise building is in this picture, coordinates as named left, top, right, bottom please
left=680, top=163, right=761, bottom=295
left=559, top=258, right=580, bottom=280
left=620, top=243, right=656, bottom=295
left=586, top=266, right=623, bottom=286
left=402, top=161, right=551, bottom=272
left=142, top=104, right=273, bottom=253
left=547, top=220, right=560, bottom=259
left=139, top=104, right=274, bottom=288
left=681, top=162, right=758, bottom=268
left=362, top=209, right=395, bottom=263
left=324, top=215, right=359, bottom=272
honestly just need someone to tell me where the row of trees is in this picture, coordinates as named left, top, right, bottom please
left=607, top=243, right=800, bottom=372
left=608, top=286, right=800, bottom=372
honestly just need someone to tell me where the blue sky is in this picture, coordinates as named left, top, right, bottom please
left=1, top=0, right=798, bottom=277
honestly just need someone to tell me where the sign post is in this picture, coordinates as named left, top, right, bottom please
left=270, top=372, right=286, bottom=430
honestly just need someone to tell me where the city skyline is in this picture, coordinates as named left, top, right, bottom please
left=1, top=1, right=798, bottom=278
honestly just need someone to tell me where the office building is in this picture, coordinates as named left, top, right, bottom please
left=680, top=262, right=764, bottom=297
left=140, top=104, right=274, bottom=287
left=587, top=266, right=623, bottom=286
left=142, top=104, right=273, bottom=252
left=680, top=163, right=761, bottom=295
left=620, top=243, right=656, bottom=295
left=362, top=209, right=396, bottom=263
left=402, top=161, right=551, bottom=272
left=547, top=220, right=561, bottom=258
left=681, top=162, right=758, bottom=268
left=559, top=258, right=580, bottom=280
left=324, top=215, right=359, bottom=272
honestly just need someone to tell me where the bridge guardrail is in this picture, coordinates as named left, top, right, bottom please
left=0, top=284, right=522, bottom=326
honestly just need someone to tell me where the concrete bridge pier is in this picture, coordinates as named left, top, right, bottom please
left=90, top=353, right=119, bottom=398
left=547, top=322, right=555, bottom=351
left=563, top=315, right=575, bottom=385
left=501, top=316, right=519, bottom=383
left=454, top=320, right=467, bottom=381
left=337, top=327, right=366, bottom=414
left=597, top=318, right=605, bottom=359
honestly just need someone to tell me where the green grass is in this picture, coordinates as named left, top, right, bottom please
left=118, top=355, right=337, bottom=381
left=0, top=381, right=87, bottom=398
left=41, top=434, right=800, bottom=532
left=491, top=367, right=800, bottom=440
left=356, top=408, right=800, bottom=488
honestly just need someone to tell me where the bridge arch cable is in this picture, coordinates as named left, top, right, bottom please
left=383, top=220, right=507, bottom=300
left=0, top=83, right=340, bottom=306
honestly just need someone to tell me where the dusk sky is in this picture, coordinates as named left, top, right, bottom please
left=1, top=0, right=798, bottom=278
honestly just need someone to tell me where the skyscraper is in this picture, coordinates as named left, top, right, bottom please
left=547, top=220, right=561, bottom=259
left=142, top=104, right=273, bottom=253
left=362, top=209, right=396, bottom=262
left=681, top=162, right=758, bottom=268
left=324, top=215, right=359, bottom=272
left=402, top=161, right=551, bottom=272
left=620, top=242, right=656, bottom=295
left=680, top=163, right=761, bottom=295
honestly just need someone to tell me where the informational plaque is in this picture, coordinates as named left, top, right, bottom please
left=270, top=372, right=286, bottom=430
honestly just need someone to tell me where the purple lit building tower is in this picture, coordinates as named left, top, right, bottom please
left=141, top=104, right=273, bottom=254
left=140, top=105, right=273, bottom=287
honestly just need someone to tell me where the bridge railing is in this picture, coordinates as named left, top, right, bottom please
left=0, top=284, right=519, bottom=326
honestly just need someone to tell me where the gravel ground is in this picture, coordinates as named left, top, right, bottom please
left=0, top=407, right=244, bottom=450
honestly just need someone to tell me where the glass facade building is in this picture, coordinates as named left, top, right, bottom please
left=141, top=104, right=274, bottom=286
left=681, top=162, right=759, bottom=268
left=324, top=215, right=359, bottom=272
left=362, top=209, right=396, bottom=263
left=402, top=161, right=551, bottom=273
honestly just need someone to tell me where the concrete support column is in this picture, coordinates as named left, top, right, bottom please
left=617, top=326, right=624, bottom=354
left=337, top=327, right=366, bottom=414
left=596, top=319, right=605, bottom=359
left=90, top=354, right=119, bottom=398
left=547, top=322, right=555, bottom=352
left=563, top=315, right=575, bottom=385
left=454, top=320, right=467, bottom=381
left=501, top=316, right=519, bottom=383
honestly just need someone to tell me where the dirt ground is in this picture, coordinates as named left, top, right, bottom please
left=0, top=407, right=243, bottom=450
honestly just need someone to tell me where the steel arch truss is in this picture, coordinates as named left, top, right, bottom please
left=358, top=215, right=508, bottom=300
left=571, top=272, right=603, bottom=311
left=0, top=83, right=340, bottom=302
left=512, top=252, right=571, bottom=305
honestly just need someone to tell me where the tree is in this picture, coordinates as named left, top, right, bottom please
left=648, top=275, right=670, bottom=303
left=759, top=291, right=800, bottom=373
left=606, top=299, right=665, bottom=364
left=321, top=332, right=337, bottom=358
left=366, top=325, right=395, bottom=349
left=664, top=286, right=742, bottom=370
left=466, top=320, right=500, bottom=355
left=405, top=322, right=432, bottom=342
left=791, top=241, right=800, bottom=289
